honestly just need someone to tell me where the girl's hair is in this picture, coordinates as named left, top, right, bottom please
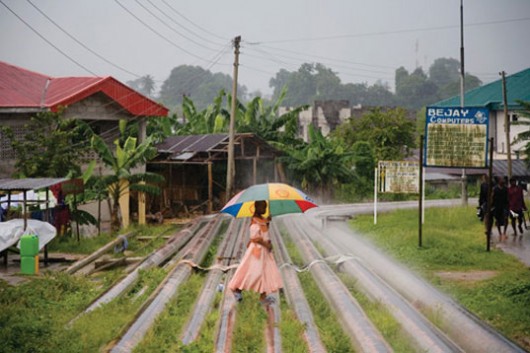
left=254, top=200, right=267, bottom=217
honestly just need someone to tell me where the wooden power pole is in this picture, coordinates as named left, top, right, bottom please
left=226, top=35, right=241, bottom=203
left=501, top=70, right=512, bottom=179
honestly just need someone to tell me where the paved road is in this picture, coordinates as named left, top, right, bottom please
left=308, top=199, right=530, bottom=268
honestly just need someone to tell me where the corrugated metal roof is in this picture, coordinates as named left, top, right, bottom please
left=434, top=68, right=530, bottom=110
left=157, top=134, right=228, bottom=154
left=427, top=159, right=530, bottom=178
left=0, top=61, right=168, bottom=116
left=0, top=178, right=67, bottom=191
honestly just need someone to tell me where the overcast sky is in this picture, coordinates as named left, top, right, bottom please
left=1, top=0, right=529, bottom=96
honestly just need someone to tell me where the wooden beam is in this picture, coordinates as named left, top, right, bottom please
left=208, top=162, right=213, bottom=214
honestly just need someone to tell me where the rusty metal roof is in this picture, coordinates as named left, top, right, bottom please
left=0, top=178, right=67, bottom=191
left=154, top=133, right=280, bottom=163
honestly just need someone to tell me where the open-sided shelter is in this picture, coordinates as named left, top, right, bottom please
left=148, top=133, right=283, bottom=216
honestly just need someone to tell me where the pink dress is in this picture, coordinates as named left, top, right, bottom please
left=228, top=218, right=283, bottom=295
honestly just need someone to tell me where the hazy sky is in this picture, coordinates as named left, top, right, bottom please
left=1, top=0, right=529, bottom=96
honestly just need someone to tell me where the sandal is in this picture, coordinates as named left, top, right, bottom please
left=233, top=291, right=243, bottom=302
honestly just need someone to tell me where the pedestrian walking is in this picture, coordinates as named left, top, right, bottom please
left=492, top=176, right=509, bottom=241
left=507, top=177, right=527, bottom=238
left=228, top=200, right=283, bottom=304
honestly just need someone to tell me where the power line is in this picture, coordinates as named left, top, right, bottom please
left=159, top=0, right=229, bottom=42
left=145, top=0, right=227, bottom=47
left=113, top=0, right=229, bottom=66
left=246, top=42, right=397, bottom=70
left=0, top=0, right=97, bottom=75
left=25, top=0, right=143, bottom=79
left=255, top=17, right=530, bottom=44
left=133, top=0, right=225, bottom=52
left=245, top=45, right=395, bottom=77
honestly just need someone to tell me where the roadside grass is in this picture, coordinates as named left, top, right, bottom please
left=132, top=271, right=206, bottom=352
left=0, top=266, right=167, bottom=353
left=350, top=205, right=530, bottom=349
left=133, top=225, right=224, bottom=352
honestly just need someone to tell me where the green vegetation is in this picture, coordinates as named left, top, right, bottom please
left=339, top=273, right=415, bottom=353
left=349, top=206, right=530, bottom=349
left=0, top=266, right=167, bottom=353
left=133, top=272, right=206, bottom=352
left=283, top=235, right=354, bottom=352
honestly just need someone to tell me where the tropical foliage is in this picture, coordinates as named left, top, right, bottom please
left=1, top=110, right=91, bottom=178
left=90, top=123, right=164, bottom=232
left=332, top=107, right=416, bottom=161
left=279, top=125, right=355, bottom=201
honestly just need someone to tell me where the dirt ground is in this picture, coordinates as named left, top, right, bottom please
left=435, top=270, right=498, bottom=282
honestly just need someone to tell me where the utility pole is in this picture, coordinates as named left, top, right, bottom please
left=460, top=0, right=468, bottom=206
left=226, top=35, right=241, bottom=203
left=501, top=70, right=512, bottom=179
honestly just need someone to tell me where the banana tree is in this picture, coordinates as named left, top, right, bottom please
left=278, top=125, right=355, bottom=202
left=175, top=90, right=230, bottom=135
left=91, top=133, right=164, bottom=232
left=234, top=87, right=309, bottom=144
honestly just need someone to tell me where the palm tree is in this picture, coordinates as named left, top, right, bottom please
left=140, top=75, right=156, bottom=97
left=91, top=130, right=164, bottom=232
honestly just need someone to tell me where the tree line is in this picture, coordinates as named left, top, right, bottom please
left=127, top=57, right=482, bottom=111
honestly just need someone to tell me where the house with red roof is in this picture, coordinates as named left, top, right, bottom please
left=0, top=61, right=168, bottom=178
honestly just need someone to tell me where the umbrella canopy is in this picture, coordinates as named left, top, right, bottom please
left=221, top=183, right=317, bottom=218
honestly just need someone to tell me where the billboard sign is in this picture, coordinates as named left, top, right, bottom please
left=378, top=160, right=419, bottom=194
left=424, top=107, right=489, bottom=168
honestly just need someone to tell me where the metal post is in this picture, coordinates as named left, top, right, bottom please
left=419, top=135, right=424, bottom=247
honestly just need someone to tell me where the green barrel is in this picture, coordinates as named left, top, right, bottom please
left=21, top=256, right=38, bottom=275
left=20, top=234, right=39, bottom=257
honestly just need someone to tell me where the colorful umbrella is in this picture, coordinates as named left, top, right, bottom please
left=220, top=183, right=318, bottom=218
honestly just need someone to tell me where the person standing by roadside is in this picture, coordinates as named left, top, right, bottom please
left=492, top=176, right=509, bottom=241
left=507, top=177, right=527, bottom=238
left=478, top=174, right=489, bottom=222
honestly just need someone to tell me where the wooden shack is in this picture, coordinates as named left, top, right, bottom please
left=147, top=133, right=283, bottom=217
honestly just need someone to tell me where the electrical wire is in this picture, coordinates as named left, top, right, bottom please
left=0, top=0, right=97, bottom=75
left=145, top=0, right=227, bottom=47
left=25, top=0, right=143, bottom=79
left=159, top=0, right=230, bottom=42
left=113, top=0, right=230, bottom=66
left=255, top=17, right=530, bottom=44
left=133, top=0, right=225, bottom=52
